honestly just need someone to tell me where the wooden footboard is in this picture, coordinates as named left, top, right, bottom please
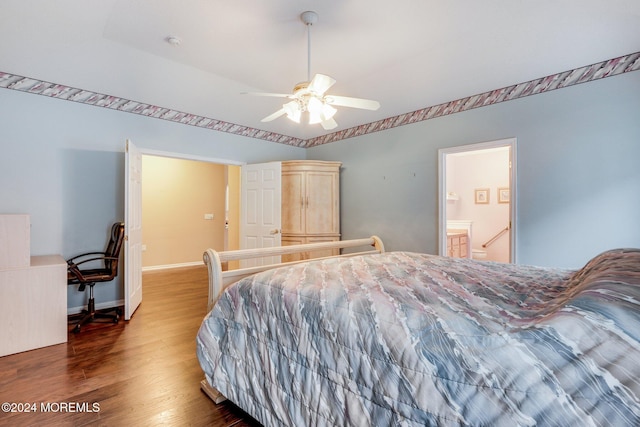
left=202, top=236, right=384, bottom=312
left=200, top=379, right=227, bottom=404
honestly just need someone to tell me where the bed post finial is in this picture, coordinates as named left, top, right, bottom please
left=371, top=235, right=385, bottom=253
left=203, top=249, right=223, bottom=311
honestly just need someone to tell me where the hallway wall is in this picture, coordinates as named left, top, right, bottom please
left=142, top=156, right=226, bottom=268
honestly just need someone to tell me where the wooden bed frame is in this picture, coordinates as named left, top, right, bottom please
left=200, top=236, right=385, bottom=404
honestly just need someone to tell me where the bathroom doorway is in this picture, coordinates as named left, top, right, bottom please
left=438, top=138, right=517, bottom=263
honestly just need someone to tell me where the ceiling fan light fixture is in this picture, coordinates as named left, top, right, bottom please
left=307, top=97, right=324, bottom=124
left=305, top=96, right=338, bottom=125
left=248, top=11, right=380, bottom=129
left=308, top=112, right=322, bottom=125
left=322, top=102, right=337, bottom=120
left=283, top=100, right=301, bottom=123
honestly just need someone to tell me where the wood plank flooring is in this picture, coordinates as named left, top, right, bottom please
left=0, top=266, right=262, bottom=427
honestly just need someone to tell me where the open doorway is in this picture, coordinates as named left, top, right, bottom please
left=124, top=143, right=243, bottom=319
left=438, top=138, right=517, bottom=263
left=141, top=155, right=241, bottom=270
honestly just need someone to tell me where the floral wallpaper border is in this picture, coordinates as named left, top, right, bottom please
left=1, top=51, right=638, bottom=149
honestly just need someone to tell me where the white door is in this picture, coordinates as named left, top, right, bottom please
left=124, top=139, right=143, bottom=319
left=240, top=162, right=282, bottom=267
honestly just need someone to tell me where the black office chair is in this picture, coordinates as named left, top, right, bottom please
left=67, top=222, right=125, bottom=333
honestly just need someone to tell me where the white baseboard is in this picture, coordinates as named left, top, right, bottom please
left=142, top=261, right=204, bottom=272
left=67, top=299, right=124, bottom=316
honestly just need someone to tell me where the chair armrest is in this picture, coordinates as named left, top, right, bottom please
left=67, top=263, right=86, bottom=282
left=68, top=255, right=119, bottom=270
left=66, top=251, right=107, bottom=265
left=67, top=255, right=119, bottom=283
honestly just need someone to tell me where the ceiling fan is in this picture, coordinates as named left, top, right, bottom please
left=246, top=11, right=380, bottom=130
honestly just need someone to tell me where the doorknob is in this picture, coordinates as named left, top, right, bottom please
left=269, top=229, right=280, bottom=235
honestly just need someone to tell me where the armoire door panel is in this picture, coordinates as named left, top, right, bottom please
left=282, top=171, right=305, bottom=234
left=305, top=172, right=339, bottom=235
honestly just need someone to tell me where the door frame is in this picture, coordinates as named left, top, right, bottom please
left=438, top=138, right=517, bottom=263
left=124, top=145, right=243, bottom=318
left=139, top=148, right=244, bottom=167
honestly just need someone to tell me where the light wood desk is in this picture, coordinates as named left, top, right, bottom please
left=0, top=214, right=67, bottom=357
left=0, top=255, right=67, bottom=356
left=0, top=255, right=67, bottom=357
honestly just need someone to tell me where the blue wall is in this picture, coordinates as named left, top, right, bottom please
left=0, top=89, right=304, bottom=311
left=1, top=70, right=639, bottom=313
left=307, top=71, right=640, bottom=268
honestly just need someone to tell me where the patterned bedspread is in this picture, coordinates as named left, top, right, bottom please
left=196, top=249, right=640, bottom=426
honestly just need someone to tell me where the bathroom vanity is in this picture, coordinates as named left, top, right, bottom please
left=447, top=230, right=469, bottom=258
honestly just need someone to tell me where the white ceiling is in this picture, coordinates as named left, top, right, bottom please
left=1, top=0, right=639, bottom=142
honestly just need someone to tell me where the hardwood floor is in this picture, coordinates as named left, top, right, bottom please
left=0, top=266, right=262, bottom=427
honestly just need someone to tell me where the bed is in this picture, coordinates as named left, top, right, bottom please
left=196, top=238, right=640, bottom=426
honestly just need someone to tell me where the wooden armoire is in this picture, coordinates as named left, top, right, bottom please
left=281, top=160, right=341, bottom=262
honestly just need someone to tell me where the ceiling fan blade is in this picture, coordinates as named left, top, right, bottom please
left=261, top=109, right=287, bottom=122
left=325, top=95, right=380, bottom=110
left=308, top=74, right=336, bottom=95
left=242, top=92, right=292, bottom=98
left=321, top=117, right=338, bottom=130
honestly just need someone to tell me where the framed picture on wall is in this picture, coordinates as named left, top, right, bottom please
left=474, top=188, right=490, bottom=204
left=498, top=187, right=510, bottom=204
